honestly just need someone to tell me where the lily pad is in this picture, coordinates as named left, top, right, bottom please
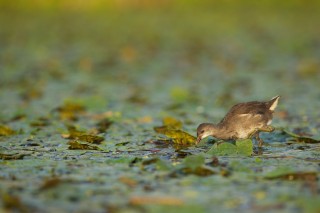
left=281, top=129, right=320, bottom=143
left=264, top=167, right=317, bottom=181
left=207, top=139, right=253, bottom=156
left=182, top=154, right=205, bottom=171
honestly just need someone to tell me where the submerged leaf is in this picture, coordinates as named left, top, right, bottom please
left=282, top=129, right=320, bottom=143
left=0, top=125, right=16, bottom=136
left=154, top=126, right=196, bottom=144
left=208, top=139, right=253, bottom=156
left=68, top=140, right=101, bottom=150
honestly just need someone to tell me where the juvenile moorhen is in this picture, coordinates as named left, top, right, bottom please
left=197, top=96, right=280, bottom=147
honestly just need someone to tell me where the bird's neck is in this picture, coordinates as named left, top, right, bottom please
left=210, top=123, right=232, bottom=140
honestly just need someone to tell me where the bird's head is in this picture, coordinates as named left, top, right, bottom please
left=196, top=123, right=215, bottom=144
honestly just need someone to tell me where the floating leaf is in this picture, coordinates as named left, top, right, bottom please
left=236, top=139, right=253, bottom=155
left=8, top=113, right=26, bottom=122
left=162, top=117, right=182, bottom=129
left=265, top=167, right=317, bottom=181
left=208, top=139, right=253, bottom=156
left=130, top=196, right=184, bottom=206
left=208, top=142, right=237, bottom=156
left=39, top=177, right=61, bottom=190
left=62, top=126, right=104, bottom=144
left=167, top=154, right=217, bottom=177
left=2, top=193, right=29, bottom=212
left=154, top=126, right=196, bottom=144
left=30, top=117, right=51, bottom=127
left=154, top=116, right=196, bottom=145
left=118, top=176, right=137, bottom=188
left=0, top=125, right=16, bottom=136
left=95, top=118, right=113, bottom=133
left=55, top=102, right=86, bottom=121
left=182, top=154, right=205, bottom=171
left=180, top=166, right=216, bottom=177
left=68, top=140, right=101, bottom=150
left=281, top=129, right=320, bottom=143
left=139, top=158, right=173, bottom=171
left=0, top=153, right=27, bottom=160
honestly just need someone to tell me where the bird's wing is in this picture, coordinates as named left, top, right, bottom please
left=227, top=102, right=267, bottom=115
left=219, top=102, right=268, bottom=124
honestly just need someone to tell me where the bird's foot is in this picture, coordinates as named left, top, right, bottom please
left=260, top=126, right=275, bottom=132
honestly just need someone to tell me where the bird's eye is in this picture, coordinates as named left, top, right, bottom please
left=201, top=130, right=204, bottom=133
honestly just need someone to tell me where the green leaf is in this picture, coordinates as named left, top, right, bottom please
left=182, top=154, right=205, bottom=170
left=207, top=142, right=237, bottom=156
left=281, top=129, right=320, bottom=143
left=236, top=139, right=253, bottom=156
left=207, top=139, right=253, bottom=156
left=264, top=167, right=294, bottom=179
left=264, top=167, right=317, bottom=180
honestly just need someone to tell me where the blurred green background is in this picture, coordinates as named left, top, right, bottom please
left=1, top=0, right=320, bottom=118
left=1, top=1, right=320, bottom=212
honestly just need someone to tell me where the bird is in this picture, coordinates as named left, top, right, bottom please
left=196, top=96, right=280, bottom=147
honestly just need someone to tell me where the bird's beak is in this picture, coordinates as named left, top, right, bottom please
left=196, top=136, right=202, bottom=144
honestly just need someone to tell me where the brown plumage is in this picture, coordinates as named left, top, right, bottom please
left=196, top=96, right=280, bottom=147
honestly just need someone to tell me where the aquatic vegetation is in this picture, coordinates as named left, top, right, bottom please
left=0, top=1, right=320, bottom=212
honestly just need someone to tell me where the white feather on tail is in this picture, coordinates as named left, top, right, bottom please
left=269, top=96, right=280, bottom=111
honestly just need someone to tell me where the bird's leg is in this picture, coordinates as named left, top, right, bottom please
left=255, top=126, right=274, bottom=147
left=248, top=129, right=259, bottom=139
left=254, top=132, right=264, bottom=147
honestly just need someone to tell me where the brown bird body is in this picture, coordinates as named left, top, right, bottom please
left=196, top=96, right=280, bottom=147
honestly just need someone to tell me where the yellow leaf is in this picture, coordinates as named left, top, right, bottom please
left=68, top=140, right=101, bottom=150
left=154, top=126, right=196, bottom=145
left=0, top=125, right=16, bottom=136
left=62, top=126, right=104, bottom=144
left=162, top=117, right=182, bottom=129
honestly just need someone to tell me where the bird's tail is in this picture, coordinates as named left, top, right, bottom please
left=268, top=95, right=280, bottom=111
